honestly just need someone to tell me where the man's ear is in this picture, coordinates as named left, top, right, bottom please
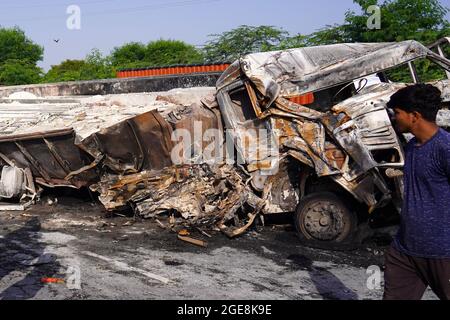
left=411, top=111, right=422, bottom=122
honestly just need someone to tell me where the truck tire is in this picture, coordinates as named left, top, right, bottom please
left=294, top=192, right=358, bottom=250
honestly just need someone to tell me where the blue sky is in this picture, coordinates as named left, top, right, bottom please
left=0, top=0, right=449, bottom=71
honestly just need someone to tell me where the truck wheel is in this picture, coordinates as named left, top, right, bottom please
left=294, top=192, right=358, bottom=250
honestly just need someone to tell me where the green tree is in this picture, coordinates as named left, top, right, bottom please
left=0, top=27, right=43, bottom=65
left=82, top=48, right=115, bottom=80
left=277, top=34, right=308, bottom=50
left=0, top=27, right=44, bottom=85
left=43, top=60, right=87, bottom=83
left=43, top=49, right=115, bottom=83
left=144, top=39, right=203, bottom=66
left=280, top=0, right=450, bottom=82
left=293, top=0, right=449, bottom=47
left=0, top=59, right=43, bottom=85
left=110, top=42, right=148, bottom=69
left=343, top=0, right=449, bottom=43
left=110, top=39, right=203, bottom=69
left=203, top=25, right=288, bottom=62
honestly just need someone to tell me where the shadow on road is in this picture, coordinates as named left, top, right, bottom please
left=288, top=254, right=358, bottom=300
left=0, top=217, right=62, bottom=300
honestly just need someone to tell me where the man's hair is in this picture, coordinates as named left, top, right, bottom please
left=387, top=84, right=443, bottom=122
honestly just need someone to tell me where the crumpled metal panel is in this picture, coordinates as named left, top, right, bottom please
left=78, top=111, right=174, bottom=175
left=0, top=110, right=176, bottom=188
left=0, top=129, right=98, bottom=188
left=165, top=101, right=224, bottom=165
left=220, top=40, right=445, bottom=100
left=331, top=87, right=405, bottom=171
left=272, top=116, right=341, bottom=176
left=216, top=80, right=280, bottom=174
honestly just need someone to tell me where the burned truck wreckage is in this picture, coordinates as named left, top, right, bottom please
left=1, top=39, right=450, bottom=248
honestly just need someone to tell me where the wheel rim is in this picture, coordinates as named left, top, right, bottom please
left=300, top=200, right=351, bottom=242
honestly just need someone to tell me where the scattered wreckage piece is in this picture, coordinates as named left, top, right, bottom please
left=91, top=164, right=265, bottom=237
left=177, top=235, right=208, bottom=248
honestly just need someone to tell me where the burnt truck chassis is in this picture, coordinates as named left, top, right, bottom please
left=0, top=38, right=450, bottom=249
left=215, top=38, right=450, bottom=247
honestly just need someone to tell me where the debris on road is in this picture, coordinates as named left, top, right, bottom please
left=41, top=278, right=65, bottom=284
left=177, top=235, right=208, bottom=248
left=178, top=229, right=190, bottom=236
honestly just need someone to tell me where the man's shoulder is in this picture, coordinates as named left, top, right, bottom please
left=438, top=128, right=450, bottom=140
left=431, top=129, right=450, bottom=164
left=435, top=129, right=450, bottom=148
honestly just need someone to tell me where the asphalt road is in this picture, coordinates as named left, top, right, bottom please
left=0, top=196, right=438, bottom=300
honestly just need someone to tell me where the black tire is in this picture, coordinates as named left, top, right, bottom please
left=294, top=192, right=358, bottom=251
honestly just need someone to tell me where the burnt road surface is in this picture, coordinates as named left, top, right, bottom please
left=0, top=196, right=438, bottom=300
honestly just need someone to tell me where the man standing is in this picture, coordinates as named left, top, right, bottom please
left=383, top=84, right=450, bottom=300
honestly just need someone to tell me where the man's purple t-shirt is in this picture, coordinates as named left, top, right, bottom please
left=394, top=128, right=450, bottom=259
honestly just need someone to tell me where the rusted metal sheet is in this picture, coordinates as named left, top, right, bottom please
left=0, top=129, right=98, bottom=188
left=218, top=41, right=450, bottom=99
left=79, top=111, right=174, bottom=175
left=0, top=110, right=176, bottom=188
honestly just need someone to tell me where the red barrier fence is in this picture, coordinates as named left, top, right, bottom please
left=117, top=63, right=231, bottom=78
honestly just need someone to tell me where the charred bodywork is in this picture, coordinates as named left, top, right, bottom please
left=215, top=39, right=450, bottom=245
left=1, top=40, right=450, bottom=245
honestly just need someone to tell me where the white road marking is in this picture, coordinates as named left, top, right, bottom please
left=81, top=251, right=171, bottom=284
